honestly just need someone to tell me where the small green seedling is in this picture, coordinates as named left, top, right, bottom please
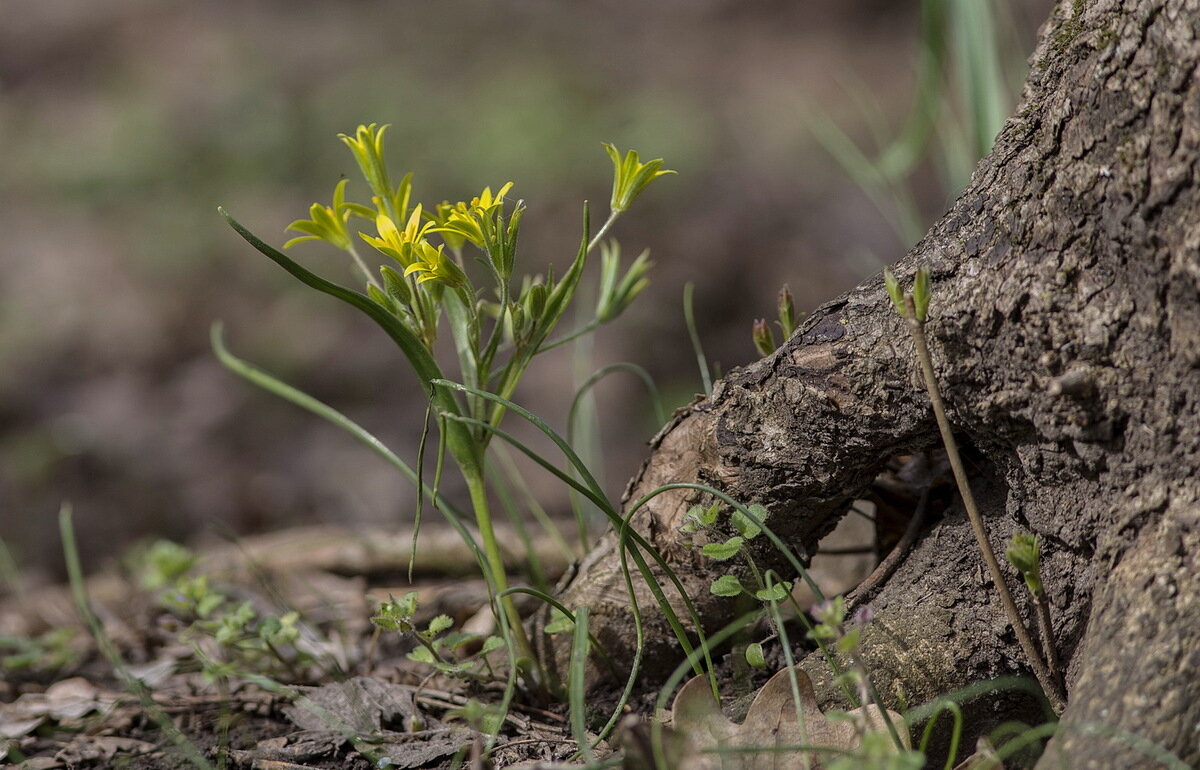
left=752, top=285, right=804, bottom=356
left=683, top=502, right=793, bottom=602
left=1, top=628, right=79, bottom=672
left=144, top=547, right=320, bottom=682
left=1007, top=532, right=1065, bottom=696
left=135, top=539, right=198, bottom=590
left=1005, top=533, right=1043, bottom=597
left=372, top=592, right=505, bottom=680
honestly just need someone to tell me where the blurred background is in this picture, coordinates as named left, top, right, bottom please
left=0, top=0, right=1053, bottom=580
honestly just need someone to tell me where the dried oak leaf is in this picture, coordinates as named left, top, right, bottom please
left=650, top=665, right=908, bottom=769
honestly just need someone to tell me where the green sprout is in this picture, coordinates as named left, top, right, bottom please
left=135, top=539, right=198, bottom=590
left=1006, top=532, right=1043, bottom=597
left=1007, top=532, right=1065, bottom=696
left=372, top=595, right=505, bottom=680
left=682, top=502, right=794, bottom=603
left=751, top=284, right=804, bottom=355
left=752, top=318, right=777, bottom=356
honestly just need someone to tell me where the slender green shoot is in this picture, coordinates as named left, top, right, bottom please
left=683, top=282, right=712, bottom=395
left=917, top=701, right=964, bottom=770
left=884, top=267, right=1065, bottom=711
left=568, top=606, right=594, bottom=764
left=59, top=504, right=216, bottom=770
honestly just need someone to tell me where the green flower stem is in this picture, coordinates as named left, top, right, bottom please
left=345, top=241, right=379, bottom=290
left=587, top=209, right=620, bottom=253
left=536, top=319, right=601, bottom=354
left=463, top=466, right=534, bottom=666
left=903, top=295, right=1066, bottom=712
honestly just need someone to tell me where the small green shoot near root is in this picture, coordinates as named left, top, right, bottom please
left=1007, top=532, right=1065, bottom=696
left=884, top=265, right=1066, bottom=711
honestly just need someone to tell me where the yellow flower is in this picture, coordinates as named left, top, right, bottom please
left=403, top=240, right=468, bottom=289
left=431, top=183, right=516, bottom=250
left=604, top=144, right=674, bottom=213
left=360, top=206, right=432, bottom=267
left=284, top=179, right=355, bottom=250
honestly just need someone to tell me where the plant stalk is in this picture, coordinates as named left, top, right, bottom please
left=464, top=467, right=534, bottom=665
left=1034, top=594, right=1066, bottom=696
left=904, top=296, right=1066, bottom=712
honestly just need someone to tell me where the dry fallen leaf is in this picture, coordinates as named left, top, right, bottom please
left=623, top=665, right=909, bottom=769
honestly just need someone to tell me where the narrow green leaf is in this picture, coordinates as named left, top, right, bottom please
left=568, top=606, right=593, bottom=763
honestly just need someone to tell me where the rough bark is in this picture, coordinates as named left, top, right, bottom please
left=537, top=1, right=1200, bottom=766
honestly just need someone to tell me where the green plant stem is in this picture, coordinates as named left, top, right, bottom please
left=587, top=210, right=620, bottom=254
left=1034, top=594, right=1066, bottom=696
left=345, top=241, right=379, bottom=290
left=903, top=297, right=1066, bottom=711
left=683, top=282, right=712, bottom=395
left=849, top=649, right=906, bottom=752
left=464, top=469, right=534, bottom=667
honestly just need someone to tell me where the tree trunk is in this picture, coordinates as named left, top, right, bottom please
left=536, top=0, right=1200, bottom=766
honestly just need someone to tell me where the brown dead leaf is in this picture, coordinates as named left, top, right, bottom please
left=283, top=676, right=425, bottom=734
left=0, top=676, right=119, bottom=739
left=54, top=735, right=157, bottom=763
left=650, top=666, right=909, bottom=769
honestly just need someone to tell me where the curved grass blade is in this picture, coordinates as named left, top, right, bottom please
left=683, top=282, right=712, bottom=396
left=917, top=700, right=964, bottom=770
left=60, top=505, right=216, bottom=770
left=210, top=323, right=486, bottom=573
left=567, top=362, right=666, bottom=551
